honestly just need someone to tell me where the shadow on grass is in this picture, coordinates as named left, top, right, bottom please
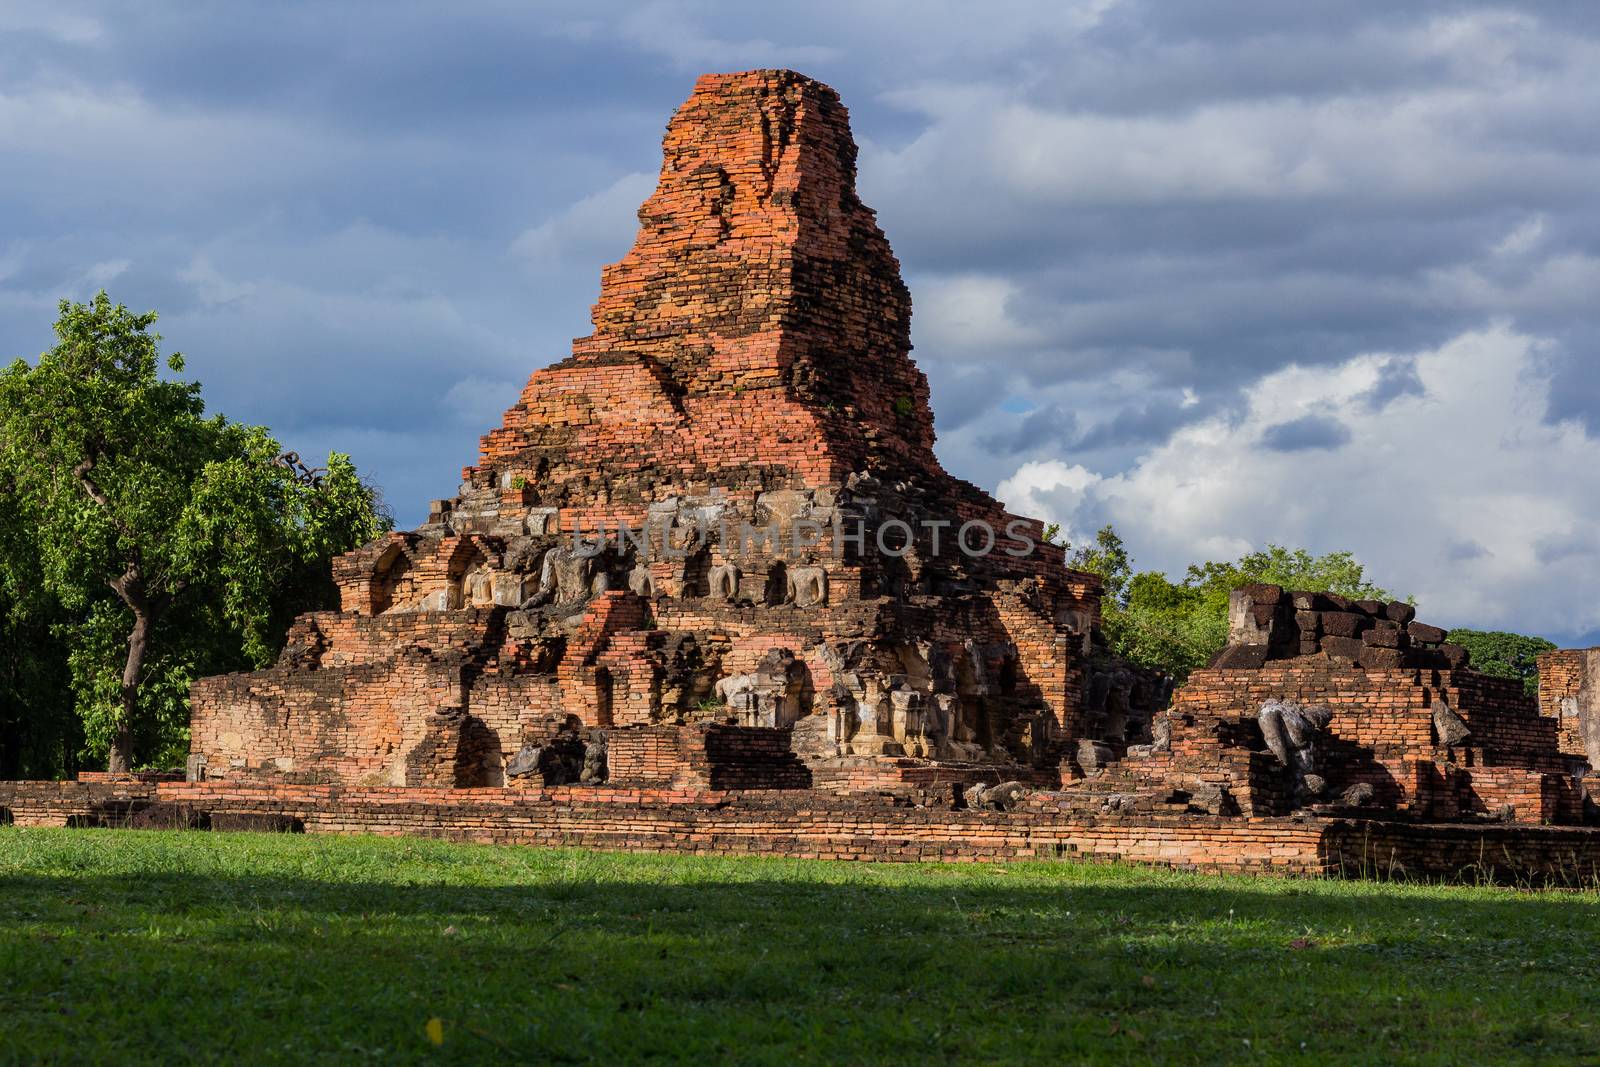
left=2, top=844, right=1599, bottom=1065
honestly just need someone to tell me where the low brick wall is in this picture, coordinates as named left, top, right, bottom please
left=609, top=724, right=812, bottom=789
left=1323, top=820, right=1600, bottom=884
left=5, top=778, right=1600, bottom=883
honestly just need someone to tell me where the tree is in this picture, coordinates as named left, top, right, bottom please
left=1446, top=630, right=1556, bottom=696
left=1182, top=546, right=1389, bottom=605
left=1068, top=525, right=1131, bottom=603
left=1068, top=525, right=1398, bottom=682
left=0, top=477, right=78, bottom=778
left=0, top=293, right=390, bottom=771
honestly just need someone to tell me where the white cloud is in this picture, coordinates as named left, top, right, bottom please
left=913, top=274, right=1042, bottom=354
left=81, top=258, right=129, bottom=286
left=1005, top=325, right=1600, bottom=637
left=177, top=256, right=255, bottom=306
left=995, top=460, right=1102, bottom=548
left=1493, top=215, right=1546, bottom=257
left=510, top=172, right=655, bottom=269
left=872, top=82, right=1599, bottom=209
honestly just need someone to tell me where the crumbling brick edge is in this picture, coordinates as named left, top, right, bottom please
left=5, top=779, right=1600, bottom=885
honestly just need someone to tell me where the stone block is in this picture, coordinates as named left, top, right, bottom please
left=1242, top=583, right=1283, bottom=606
left=1319, top=635, right=1366, bottom=662
left=1386, top=601, right=1417, bottom=625
left=1362, top=626, right=1404, bottom=649
left=1409, top=622, right=1447, bottom=645
left=1358, top=645, right=1405, bottom=669
left=1320, top=611, right=1371, bottom=639
left=1212, top=644, right=1271, bottom=670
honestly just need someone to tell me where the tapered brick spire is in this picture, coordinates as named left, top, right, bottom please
left=474, top=70, right=939, bottom=510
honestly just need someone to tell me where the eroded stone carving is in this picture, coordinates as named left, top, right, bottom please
left=716, top=649, right=805, bottom=729
left=1258, top=698, right=1334, bottom=804
left=964, top=780, right=1030, bottom=811
left=627, top=564, right=655, bottom=598
left=787, top=565, right=827, bottom=608
left=708, top=562, right=741, bottom=601
left=1433, top=695, right=1471, bottom=747
left=1076, top=738, right=1114, bottom=775
left=507, top=726, right=608, bottom=785
left=524, top=545, right=602, bottom=608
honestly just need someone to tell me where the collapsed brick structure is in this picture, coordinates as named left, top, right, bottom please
left=26, top=69, right=1563, bottom=878
left=1047, top=587, right=1592, bottom=827
left=188, top=69, right=1164, bottom=797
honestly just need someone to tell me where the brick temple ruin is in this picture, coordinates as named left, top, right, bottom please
left=7, top=69, right=1600, bottom=881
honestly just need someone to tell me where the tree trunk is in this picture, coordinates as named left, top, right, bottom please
left=107, top=609, right=151, bottom=774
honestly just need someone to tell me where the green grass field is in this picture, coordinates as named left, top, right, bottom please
left=2, top=829, right=1598, bottom=1065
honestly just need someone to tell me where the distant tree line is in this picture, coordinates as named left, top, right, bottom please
left=1064, top=525, right=1558, bottom=693
left=0, top=294, right=391, bottom=776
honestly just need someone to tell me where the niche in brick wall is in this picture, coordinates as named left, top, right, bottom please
left=683, top=547, right=712, bottom=599
left=764, top=561, right=788, bottom=606
left=456, top=716, right=504, bottom=787
left=369, top=541, right=407, bottom=615
left=595, top=668, right=615, bottom=727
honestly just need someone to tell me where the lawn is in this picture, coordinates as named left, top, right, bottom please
left=1, top=829, right=1597, bottom=1065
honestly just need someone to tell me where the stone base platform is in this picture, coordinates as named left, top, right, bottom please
left=5, top=778, right=1600, bottom=885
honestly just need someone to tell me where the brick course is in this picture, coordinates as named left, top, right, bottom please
left=6, top=779, right=1600, bottom=884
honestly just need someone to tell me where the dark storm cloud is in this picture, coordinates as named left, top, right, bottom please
left=1260, top=415, right=1354, bottom=453
left=3, top=0, right=1599, bottom=639
left=1361, top=358, right=1427, bottom=410
left=977, top=405, right=1079, bottom=456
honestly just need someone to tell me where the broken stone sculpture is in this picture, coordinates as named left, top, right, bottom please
left=787, top=566, right=827, bottom=609
left=1258, top=698, right=1334, bottom=804
left=1341, top=781, right=1376, bottom=807
left=1433, top=695, right=1471, bottom=747
left=715, top=649, right=805, bottom=729
left=964, top=780, right=1031, bottom=811
left=708, top=563, right=741, bottom=602
left=1076, top=738, right=1115, bottom=774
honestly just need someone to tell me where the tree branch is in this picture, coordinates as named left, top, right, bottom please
left=72, top=456, right=113, bottom=509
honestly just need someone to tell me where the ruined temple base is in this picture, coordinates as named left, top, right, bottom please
left=6, top=778, right=1600, bottom=885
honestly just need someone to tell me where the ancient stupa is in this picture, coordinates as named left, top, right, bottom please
left=189, top=70, right=1155, bottom=791
left=11, top=69, right=1591, bottom=877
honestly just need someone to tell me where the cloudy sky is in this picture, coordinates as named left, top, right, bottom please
left=4, top=1, right=1599, bottom=642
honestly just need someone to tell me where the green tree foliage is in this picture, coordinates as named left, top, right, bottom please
left=1069, top=526, right=1395, bottom=682
left=0, top=481, right=78, bottom=778
left=0, top=293, right=390, bottom=772
left=1445, top=629, right=1555, bottom=696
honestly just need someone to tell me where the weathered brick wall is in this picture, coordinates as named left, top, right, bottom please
left=609, top=725, right=811, bottom=790
left=1166, top=665, right=1572, bottom=819
left=7, top=778, right=1600, bottom=883
left=1538, top=649, right=1594, bottom=760
left=807, top=758, right=1059, bottom=798
left=190, top=609, right=571, bottom=786
left=1454, top=767, right=1582, bottom=825
left=476, top=70, right=936, bottom=501
left=1323, top=819, right=1600, bottom=883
